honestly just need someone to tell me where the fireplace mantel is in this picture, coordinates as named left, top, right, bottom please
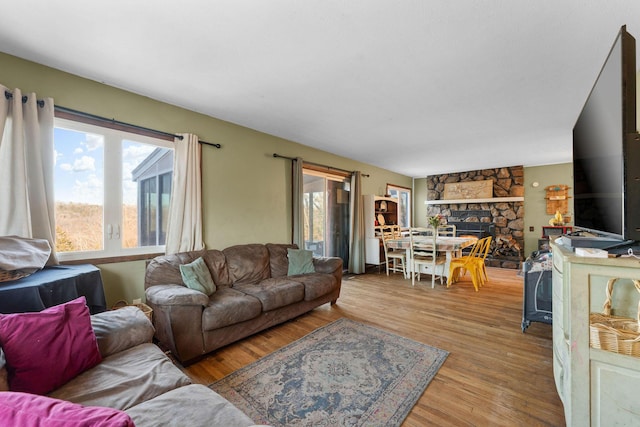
left=424, top=196, right=524, bottom=205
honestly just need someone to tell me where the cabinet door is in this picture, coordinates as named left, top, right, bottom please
left=365, top=237, right=381, bottom=265
left=591, top=358, right=640, bottom=426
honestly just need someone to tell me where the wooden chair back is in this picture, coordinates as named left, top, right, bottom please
left=437, top=224, right=456, bottom=237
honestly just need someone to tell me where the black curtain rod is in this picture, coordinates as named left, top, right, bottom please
left=54, top=105, right=221, bottom=149
left=272, top=153, right=369, bottom=177
left=4, top=90, right=221, bottom=149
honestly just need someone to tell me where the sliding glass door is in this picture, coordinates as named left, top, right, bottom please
left=302, top=169, right=350, bottom=266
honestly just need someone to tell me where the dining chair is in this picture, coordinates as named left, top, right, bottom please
left=409, top=226, right=432, bottom=237
left=409, top=228, right=446, bottom=288
left=474, top=236, right=493, bottom=286
left=437, top=224, right=456, bottom=237
left=435, top=224, right=457, bottom=257
left=381, top=231, right=406, bottom=277
left=447, top=236, right=492, bottom=291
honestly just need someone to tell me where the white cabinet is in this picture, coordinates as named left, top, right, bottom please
left=551, top=241, right=640, bottom=426
left=364, top=195, right=398, bottom=265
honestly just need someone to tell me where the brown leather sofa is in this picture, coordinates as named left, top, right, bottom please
left=145, top=243, right=343, bottom=364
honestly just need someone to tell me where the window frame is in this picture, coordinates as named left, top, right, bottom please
left=386, top=183, right=412, bottom=228
left=54, top=117, right=174, bottom=263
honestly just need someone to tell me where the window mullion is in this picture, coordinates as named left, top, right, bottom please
left=103, top=132, right=123, bottom=254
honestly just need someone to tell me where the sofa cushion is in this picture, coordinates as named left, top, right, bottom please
left=287, top=248, right=316, bottom=275
left=0, top=391, right=134, bottom=427
left=49, top=343, right=191, bottom=411
left=91, top=306, right=154, bottom=359
left=180, top=257, right=216, bottom=295
left=266, top=243, right=298, bottom=278
left=126, top=384, right=254, bottom=427
left=202, top=249, right=231, bottom=287
left=145, top=250, right=207, bottom=288
left=146, top=284, right=210, bottom=306
left=234, top=278, right=305, bottom=311
left=291, top=273, right=339, bottom=301
left=223, top=244, right=271, bottom=285
left=0, top=297, right=101, bottom=395
left=202, top=288, right=263, bottom=331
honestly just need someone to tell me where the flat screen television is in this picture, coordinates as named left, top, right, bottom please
left=571, top=25, right=640, bottom=250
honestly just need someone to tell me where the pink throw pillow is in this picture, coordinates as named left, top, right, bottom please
left=0, top=297, right=102, bottom=395
left=0, top=391, right=134, bottom=427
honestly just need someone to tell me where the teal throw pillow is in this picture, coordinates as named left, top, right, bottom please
left=179, top=257, right=216, bottom=295
left=287, top=248, right=316, bottom=276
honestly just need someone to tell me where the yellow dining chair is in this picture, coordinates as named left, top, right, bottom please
left=473, top=236, right=492, bottom=286
left=409, top=229, right=446, bottom=288
left=447, top=236, right=492, bottom=291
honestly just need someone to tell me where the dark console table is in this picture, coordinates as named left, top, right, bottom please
left=0, top=264, right=107, bottom=314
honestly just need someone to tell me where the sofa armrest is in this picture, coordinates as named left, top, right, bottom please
left=145, top=285, right=208, bottom=363
left=312, top=256, right=343, bottom=275
left=91, top=306, right=154, bottom=358
left=145, top=284, right=210, bottom=306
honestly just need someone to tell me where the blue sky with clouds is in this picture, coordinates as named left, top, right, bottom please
left=54, top=127, right=155, bottom=205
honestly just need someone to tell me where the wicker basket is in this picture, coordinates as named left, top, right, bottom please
left=0, top=268, right=31, bottom=283
left=589, top=277, right=640, bottom=357
left=112, top=300, right=153, bottom=323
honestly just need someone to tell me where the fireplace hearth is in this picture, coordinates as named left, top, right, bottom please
left=448, top=221, right=495, bottom=240
left=444, top=210, right=522, bottom=269
left=447, top=210, right=495, bottom=240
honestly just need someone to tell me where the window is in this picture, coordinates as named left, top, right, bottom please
left=386, top=184, right=411, bottom=228
left=54, top=118, right=173, bottom=260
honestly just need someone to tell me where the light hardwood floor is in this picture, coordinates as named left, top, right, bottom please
left=183, top=267, right=565, bottom=426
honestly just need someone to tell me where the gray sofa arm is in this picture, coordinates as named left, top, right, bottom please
left=146, top=284, right=210, bottom=306
left=91, top=306, right=154, bottom=358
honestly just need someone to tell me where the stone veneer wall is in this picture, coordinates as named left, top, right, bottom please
left=426, top=166, right=524, bottom=269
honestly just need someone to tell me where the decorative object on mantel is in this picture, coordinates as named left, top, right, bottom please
left=444, top=179, right=493, bottom=200
left=545, top=184, right=570, bottom=215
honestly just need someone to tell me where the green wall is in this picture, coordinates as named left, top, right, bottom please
left=523, top=163, right=573, bottom=256
left=413, top=178, right=429, bottom=227
left=0, top=52, right=412, bottom=305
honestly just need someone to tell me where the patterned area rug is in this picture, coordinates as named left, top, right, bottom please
left=210, top=318, right=448, bottom=426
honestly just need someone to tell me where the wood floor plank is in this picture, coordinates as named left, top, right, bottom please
left=182, top=267, right=565, bottom=426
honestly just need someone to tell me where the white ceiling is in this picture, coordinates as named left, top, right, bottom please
left=1, top=1, right=639, bottom=177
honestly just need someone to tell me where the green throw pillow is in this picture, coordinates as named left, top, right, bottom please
left=287, top=248, right=316, bottom=275
left=179, top=257, right=216, bottom=295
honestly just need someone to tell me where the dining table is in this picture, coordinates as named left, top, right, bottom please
left=385, top=235, right=478, bottom=280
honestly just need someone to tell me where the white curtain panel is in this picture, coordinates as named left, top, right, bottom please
left=165, top=133, right=204, bottom=254
left=0, top=85, right=57, bottom=264
left=292, top=157, right=304, bottom=248
left=348, top=171, right=365, bottom=273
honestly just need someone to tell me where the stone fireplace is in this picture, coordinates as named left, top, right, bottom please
left=427, top=166, right=524, bottom=269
